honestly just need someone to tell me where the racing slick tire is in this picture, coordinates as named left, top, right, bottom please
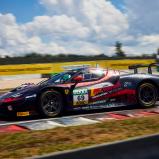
left=38, top=90, right=63, bottom=118
left=137, top=83, right=157, bottom=108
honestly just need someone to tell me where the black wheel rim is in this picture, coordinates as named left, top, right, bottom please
left=42, top=92, right=60, bottom=115
left=139, top=85, right=156, bottom=105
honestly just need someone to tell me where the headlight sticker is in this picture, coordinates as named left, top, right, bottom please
left=25, top=94, right=37, bottom=99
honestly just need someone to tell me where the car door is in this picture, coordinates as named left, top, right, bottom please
left=72, top=69, right=120, bottom=110
left=72, top=69, right=106, bottom=108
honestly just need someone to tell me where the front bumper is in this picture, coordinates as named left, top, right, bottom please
left=0, top=98, right=37, bottom=117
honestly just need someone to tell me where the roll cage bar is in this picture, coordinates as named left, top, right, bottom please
left=128, top=63, right=159, bottom=74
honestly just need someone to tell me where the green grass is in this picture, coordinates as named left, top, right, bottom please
left=1, top=115, right=159, bottom=158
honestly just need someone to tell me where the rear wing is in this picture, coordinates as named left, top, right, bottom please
left=128, top=63, right=159, bottom=74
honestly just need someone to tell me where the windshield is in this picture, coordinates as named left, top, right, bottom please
left=38, top=72, right=76, bottom=85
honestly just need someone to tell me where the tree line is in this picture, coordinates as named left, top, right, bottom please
left=0, top=42, right=156, bottom=65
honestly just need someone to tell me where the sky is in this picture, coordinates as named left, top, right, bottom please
left=0, top=0, right=159, bottom=57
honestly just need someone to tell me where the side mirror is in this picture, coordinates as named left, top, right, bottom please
left=73, top=75, right=83, bottom=83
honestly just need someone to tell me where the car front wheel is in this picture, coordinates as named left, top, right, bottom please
left=39, top=90, right=63, bottom=118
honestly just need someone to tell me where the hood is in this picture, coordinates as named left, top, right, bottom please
left=0, top=83, right=39, bottom=100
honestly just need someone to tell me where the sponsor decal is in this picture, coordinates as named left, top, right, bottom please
left=90, top=82, right=122, bottom=99
left=92, top=87, right=122, bottom=99
left=73, top=89, right=88, bottom=106
left=124, top=82, right=132, bottom=88
left=92, top=92, right=108, bottom=99
left=89, top=99, right=108, bottom=105
left=90, top=88, right=102, bottom=97
left=78, top=103, right=126, bottom=111
left=64, top=89, right=70, bottom=95
left=17, top=112, right=30, bottom=117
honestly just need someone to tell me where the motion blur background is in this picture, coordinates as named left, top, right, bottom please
left=0, top=0, right=159, bottom=88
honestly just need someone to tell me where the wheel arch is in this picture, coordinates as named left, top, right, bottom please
left=137, top=79, right=158, bottom=88
left=36, top=86, right=67, bottom=106
left=137, top=79, right=159, bottom=97
left=39, top=86, right=66, bottom=97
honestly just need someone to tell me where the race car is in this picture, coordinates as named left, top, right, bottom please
left=0, top=63, right=159, bottom=118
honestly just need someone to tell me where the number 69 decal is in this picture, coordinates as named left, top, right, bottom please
left=73, top=89, right=89, bottom=106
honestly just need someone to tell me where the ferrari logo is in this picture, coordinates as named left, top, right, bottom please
left=65, top=89, right=69, bottom=95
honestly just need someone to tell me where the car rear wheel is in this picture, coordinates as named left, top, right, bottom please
left=39, top=90, right=63, bottom=118
left=137, top=83, right=157, bottom=108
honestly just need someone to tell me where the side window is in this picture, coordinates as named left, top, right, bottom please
left=84, top=73, right=92, bottom=80
left=54, top=73, right=72, bottom=83
left=80, top=69, right=104, bottom=82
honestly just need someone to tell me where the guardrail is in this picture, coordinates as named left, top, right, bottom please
left=31, top=134, right=159, bottom=159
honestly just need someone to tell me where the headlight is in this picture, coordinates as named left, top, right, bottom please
left=2, top=93, right=23, bottom=103
left=11, top=93, right=23, bottom=98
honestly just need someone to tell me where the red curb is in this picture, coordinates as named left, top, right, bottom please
left=0, top=125, right=28, bottom=133
left=149, top=110, right=159, bottom=114
left=108, top=113, right=130, bottom=120
left=138, top=111, right=158, bottom=116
